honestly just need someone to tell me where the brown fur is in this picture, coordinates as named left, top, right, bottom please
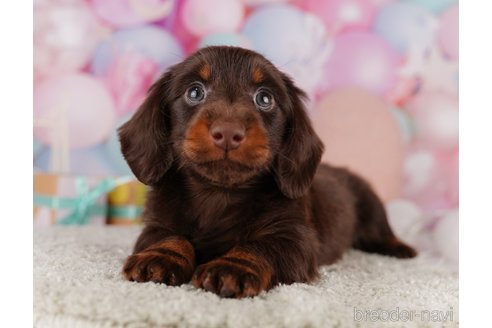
left=123, top=237, right=195, bottom=285
left=119, top=46, right=416, bottom=298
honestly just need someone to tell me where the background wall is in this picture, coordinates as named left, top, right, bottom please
left=33, top=0, right=459, bottom=266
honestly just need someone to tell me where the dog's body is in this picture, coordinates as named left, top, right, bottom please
left=120, top=46, right=416, bottom=298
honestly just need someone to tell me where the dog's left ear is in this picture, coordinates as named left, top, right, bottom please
left=274, top=75, right=324, bottom=199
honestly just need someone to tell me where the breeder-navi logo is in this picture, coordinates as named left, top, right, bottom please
left=353, top=307, right=454, bottom=323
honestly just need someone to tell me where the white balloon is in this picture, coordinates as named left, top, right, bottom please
left=386, top=200, right=421, bottom=233
left=433, top=210, right=459, bottom=265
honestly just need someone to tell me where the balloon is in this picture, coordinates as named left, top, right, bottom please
left=296, top=0, right=377, bottom=33
left=34, top=144, right=115, bottom=176
left=438, top=6, right=459, bottom=59
left=34, top=1, right=105, bottom=78
left=91, top=26, right=182, bottom=115
left=105, top=114, right=134, bottom=177
left=241, top=0, right=290, bottom=5
left=34, top=74, right=116, bottom=149
left=90, top=0, right=174, bottom=27
left=91, top=25, right=182, bottom=76
left=403, top=146, right=458, bottom=211
left=199, top=33, right=251, bottom=49
left=385, top=199, right=433, bottom=251
left=158, top=0, right=199, bottom=54
left=34, top=138, right=45, bottom=158
left=373, top=2, right=437, bottom=54
left=390, top=107, right=415, bottom=144
left=433, top=210, right=458, bottom=266
left=313, top=88, right=404, bottom=201
left=181, top=0, right=245, bottom=37
left=402, top=0, right=457, bottom=14
left=403, top=147, right=436, bottom=196
left=318, top=30, right=401, bottom=96
left=405, top=90, right=458, bottom=150
left=243, top=4, right=331, bottom=97
left=386, top=199, right=423, bottom=237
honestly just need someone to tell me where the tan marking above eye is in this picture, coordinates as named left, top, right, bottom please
left=199, top=63, right=211, bottom=80
left=252, top=67, right=264, bottom=83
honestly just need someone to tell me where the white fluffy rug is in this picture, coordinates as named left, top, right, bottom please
left=34, top=227, right=458, bottom=328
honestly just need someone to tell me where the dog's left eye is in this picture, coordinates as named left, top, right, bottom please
left=254, top=89, right=274, bottom=111
left=186, top=83, right=206, bottom=104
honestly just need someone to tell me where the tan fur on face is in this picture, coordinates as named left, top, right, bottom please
left=228, top=122, right=270, bottom=167
left=183, top=116, right=224, bottom=163
left=252, top=67, right=264, bottom=83
left=199, top=63, right=211, bottom=80
left=183, top=111, right=270, bottom=168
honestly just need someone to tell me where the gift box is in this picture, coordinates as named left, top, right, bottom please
left=33, top=173, right=132, bottom=227
left=107, top=180, right=147, bottom=225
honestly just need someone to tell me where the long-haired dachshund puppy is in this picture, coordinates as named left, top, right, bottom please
left=119, top=46, right=416, bottom=298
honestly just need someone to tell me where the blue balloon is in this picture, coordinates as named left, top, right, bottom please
left=199, top=33, right=250, bottom=48
left=242, top=4, right=310, bottom=67
left=33, top=137, right=44, bottom=158
left=402, top=0, right=457, bottom=14
left=34, top=144, right=115, bottom=176
left=242, top=4, right=330, bottom=95
left=91, top=25, right=183, bottom=76
left=105, top=114, right=134, bottom=177
left=373, top=2, right=436, bottom=54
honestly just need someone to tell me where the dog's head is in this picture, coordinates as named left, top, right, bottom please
left=119, top=46, right=323, bottom=198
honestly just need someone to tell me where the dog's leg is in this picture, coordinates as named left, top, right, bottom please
left=192, top=246, right=274, bottom=298
left=122, top=225, right=195, bottom=285
left=349, top=174, right=417, bottom=259
left=192, top=224, right=319, bottom=298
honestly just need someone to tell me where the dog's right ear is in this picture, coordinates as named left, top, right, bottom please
left=118, top=70, right=175, bottom=186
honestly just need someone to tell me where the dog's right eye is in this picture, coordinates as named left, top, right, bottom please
left=185, top=83, right=206, bottom=104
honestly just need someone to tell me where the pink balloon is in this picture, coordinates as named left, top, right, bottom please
left=405, top=90, right=458, bottom=150
left=181, top=0, right=245, bottom=37
left=403, top=145, right=458, bottom=212
left=34, top=74, right=116, bottom=149
left=313, top=88, right=404, bottom=201
left=34, top=1, right=104, bottom=79
left=438, top=5, right=459, bottom=59
left=104, top=52, right=159, bottom=116
left=90, top=0, right=174, bottom=27
left=297, top=0, right=376, bottom=33
left=318, top=31, right=401, bottom=97
left=241, top=0, right=290, bottom=5
left=159, top=0, right=199, bottom=54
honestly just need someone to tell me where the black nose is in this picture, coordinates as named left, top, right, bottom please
left=210, top=121, right=246, bottom=150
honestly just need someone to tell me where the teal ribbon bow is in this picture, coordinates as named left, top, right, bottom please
left=34, top=176, right=133, bottom=225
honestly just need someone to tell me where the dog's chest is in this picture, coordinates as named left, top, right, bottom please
left=184, top=189, right=259, bottom=263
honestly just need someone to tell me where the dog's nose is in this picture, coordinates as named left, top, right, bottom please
left=210, top=121, right=246, bottom=150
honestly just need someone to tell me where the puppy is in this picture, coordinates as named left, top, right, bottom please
left=119, top=46, right=416, bottom=298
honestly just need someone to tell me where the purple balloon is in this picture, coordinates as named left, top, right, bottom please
left=318, top=30, right=401, bottom=96
left=91, top=25, right=183, bottom=76
left=34, top=144, right=115, bottom=176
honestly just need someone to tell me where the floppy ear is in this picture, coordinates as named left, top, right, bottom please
left=118, top=71, right=174, bottom=186
left=274, top=75, right=324, bottom=199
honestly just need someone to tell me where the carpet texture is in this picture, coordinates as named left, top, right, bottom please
left=34, top=227, right=458, bottom=328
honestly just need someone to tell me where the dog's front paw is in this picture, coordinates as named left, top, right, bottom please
left=192, top=261, right=267, bottom=298
left=123, top=250, right=193, bottom=285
